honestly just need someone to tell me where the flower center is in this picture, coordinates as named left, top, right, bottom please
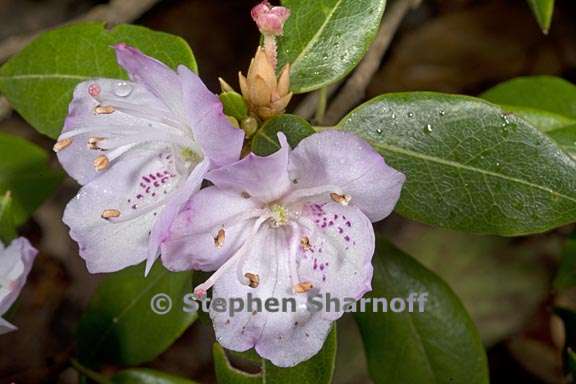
left=269, top=203, right=288, bottom=226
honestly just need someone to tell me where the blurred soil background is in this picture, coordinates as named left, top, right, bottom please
left=0, top=0, right=575, bottom=383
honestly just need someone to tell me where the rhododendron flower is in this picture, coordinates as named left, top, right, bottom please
left=161, top=131, right=405, bottom=366
left=0, top=237, right=37, bottom=335
left=54, top=44, right=244, bottom=274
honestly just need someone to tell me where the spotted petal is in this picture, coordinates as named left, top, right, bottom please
left=289, top=131, right=405, bottom=222
left=210, top=225, right=333, bottom=367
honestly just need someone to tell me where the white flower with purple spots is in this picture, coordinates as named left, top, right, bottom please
left=161, top=131, right=405, bottom=367
left=0, top=237, right=37, bottom=335
left=55, top=44, right=244, bottom=274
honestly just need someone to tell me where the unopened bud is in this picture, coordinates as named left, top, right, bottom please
left=251, top=1, right=290, bottom=36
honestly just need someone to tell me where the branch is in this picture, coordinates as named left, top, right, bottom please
left=322, top=0, right=422, bottom=125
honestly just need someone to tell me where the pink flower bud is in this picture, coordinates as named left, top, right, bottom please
left=251, top=1, right=290, bottom=36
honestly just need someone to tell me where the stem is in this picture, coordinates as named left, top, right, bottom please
left=70, top=359, right=110, bottom=384
left=314, top=87, right=328, bottom=124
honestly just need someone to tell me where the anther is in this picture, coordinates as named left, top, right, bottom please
left=330, top=192, right=351, bottom=206
left=244, top=272, right=260, bottom=288
left=300, top=236, right=311, bottom=251
left=101, top=209, right=121, bottom=220
left=94, top=105, right=115, bottom=114
left=294, top=281, right=314, bottom=293
left=88, top=137, right=104, bottom=150
left=53, top=138, right=72, bottom=152
left=93, top=155, right=110, bottom=171
left=214, top=228, right=226, bottom=249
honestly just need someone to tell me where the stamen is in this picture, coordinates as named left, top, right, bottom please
left=194, top=215, right=270, bottom=297
left=214, top=228, right=225, bottom=248
left=88, top=137, right=105, bottom=150
left=294, top=282, right=314, bottom=293
left=330, top=192, right=351, bottom=206
left=101, top=209, right=121, bottom=220
left=282, top=184, right=344, bottom=205
left=53, top=138, right=72, bottom=152
left=244, top=272, right=260, bottom=288
left=94, top=105, right=115, bottom=114
left=93, top=155, right=109, bottom=171
left=300, top=236, right=311, bottom=251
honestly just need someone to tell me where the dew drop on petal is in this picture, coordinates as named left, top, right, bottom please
left=114, top=81, right=133, bottom=97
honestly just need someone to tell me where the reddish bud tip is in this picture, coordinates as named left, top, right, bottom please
left=251, top=1, right=290, bottom=36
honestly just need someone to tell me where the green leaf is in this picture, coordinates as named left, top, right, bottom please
left=526, top=0, right=555, bottom=34
left=111, top=368, right=198, bottom=384
left=481, top=76, right=576, bottom=120
left=0, top=132, right=62, bottom=226
left=554, top=233, right=576, bottom=290
left=0, top=192, right=17, bottom=244
left=0, top=22, right=197, bottom=139
left=77, top=262, right=196, bottom=367
left=339, top=92, right=576, bottom=236
left=395, top=224, right=551, bottom=346
left=213, top=344, right=262, bottom=384
left=278, top=0, right=387, bottom=93
left=263, top=327, right=337, bottom=384
left=220, top=91, right=248, bottom=120
left=251, top=114, right=315, bottom=156
left=213, top=327, right=337, bottom=384
left=355, top=237, right=489, bottom=384
left=547, top=125, right=576, bottom=157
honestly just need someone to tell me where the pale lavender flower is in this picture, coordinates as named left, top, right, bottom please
left=55, top=44, right=244, bottom=274
left=161, top=131, right=405, bottom=367
left=0, top=237, right=37, bottom=335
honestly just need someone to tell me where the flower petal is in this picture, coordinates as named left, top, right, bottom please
left=63, top=148, right=182, bottom=273
left=0, top=237, right=37, bottom=319
left=211, top=225, right=333, bottom=367
left=178, top=66, right=244, bottom=167
left=0, top=317, right=16, bottom=335
left=296, top=202, right=375, bottom=321
left=57, top=78, right=174, bottom=185
left=114, top=44, right=185, bottom=117
left=207, top=133, right=292, bottom=202
left=161, top=186, right=258, bottom=272
left=289, top=131, right=405, bottom=222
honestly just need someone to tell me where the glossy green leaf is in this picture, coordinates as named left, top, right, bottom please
left=0, top=132, right=62, bottom=226
left=339, top=92, right=576, bottom=236
left=77, top=262, right=196, bottom=367
left=0, top=22, right=197, bottom=139
left=220, top=91, right=248, bottom=120
left=0, top=192, right=16, bottom=244
left=263, top=327, right=337, bottom=384
left=547, top=125, right=576, bottom=156
left=395, top=224, right=550, bottom=346
left=554, top=234, right=576, bottom=290
left=526, top=0, right=555, bottom=34
left=481, top=76, right=576, bottom=120
left=111, top=369, right=198, bottom=384
left=213, top=344, right=262, bottom=384
left=278, top=0, right=387, bottom=93
left=213, top=327, right=337, bottom=384
left=251, top=114, right=315, bottom=155
left=355, top=237, right=489, bottom=384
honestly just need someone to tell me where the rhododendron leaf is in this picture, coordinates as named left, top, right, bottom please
left=277, top=0, right=387, bottom=93
left=0, top=22, right=197, bottom=139
left=220, top=91, right=248, bottom=120
left=340, top=92, right=576, bottom=235
left=525, top=0, right=555, bottom=34
left=251, top=114, right=315, bottom=155
left=355, top=237, right=489, bottom=384
left=481, top=76, right=576, bottom=156
left=77, top=262, right=196, bottom=367
left=213, top=344, right=262, bottom=384
left=0, top=132, right=62, bottom=227
left=0, top=192, right=16, bottom=244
